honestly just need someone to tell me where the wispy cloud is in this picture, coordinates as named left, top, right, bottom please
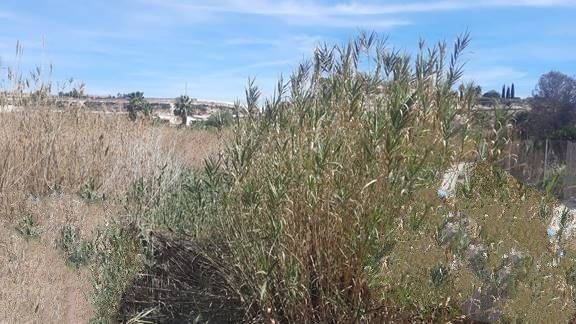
left=135, top=0, right=576, bottom=29
left=141, top=0, right=576, bottom=18
left=462, top=66, right=535, bottom=95
left=226, top=34, right=326, bottom=52
left=3, top=0, right=573, bottom=99
left=139, top=0, right=412, bottom=28
left=465, top=66, right=529, bottom=84
left=477, top=42, right=576, bottom=63
left=328, top=0, right=576, bottom=15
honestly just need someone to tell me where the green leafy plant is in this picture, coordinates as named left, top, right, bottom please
left=102, top=32, right=576, bottom=323
left=430, top=264, right=450, bottom=287
left=57, top=225, right=94, bottom=268
left=15, top=215, right=40, bottom=240
left=79, top=178, right=104, bottom=202
left=91, top=225, right=143, bottom=323
left=205, top=110, right=233, bottom=130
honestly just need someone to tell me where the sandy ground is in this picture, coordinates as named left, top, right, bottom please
left=0, top=194, right=114, bottom=324
left=0, top=231, right=93, bottom=323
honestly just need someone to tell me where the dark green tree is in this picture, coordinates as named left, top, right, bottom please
left=511, top=83, right=515, bottom=99
left=126, top=92, right=151, bottom=121
left=174, top=95, right=194, bottom=126
left=506, top=86, right=511, bottom=99
left=502, top=85, right=506, bottom=99
left=483, top=90, right=501, bottom=98
left=534, top=71, right=576, bottom=105
left=515, top=71, right=576, bottom=139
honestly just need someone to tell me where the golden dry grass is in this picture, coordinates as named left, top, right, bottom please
left=0, top=109, right=224, bottom=202
left=0, top=108, right=226, bottom=323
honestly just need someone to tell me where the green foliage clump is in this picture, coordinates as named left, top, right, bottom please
left=126, top=92, right=151, bottom=121
left=91, top=225, right=142, bottom=324
left=57, top=225, right=94, bottom=268
left=174, top=95, right=194, bottom=126
left=118, top=31, right=478, bottom=322
left=484, top=90, right=501, bottom=99
left=15, top=214, right=40, bottom=240
left=205, top=110, right=233, bottom=130
left=549, top=126, right=576, bottom=141
left=516, top=71, right=576, bottom=139
left=78, top=178, right=105, bottom=202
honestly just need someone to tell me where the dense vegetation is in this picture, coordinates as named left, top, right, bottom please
left=95, top=33, right=576, bottom=322
left=2, top=33, right=576, bottom=323
left=516, top=71, right=576, bottom=140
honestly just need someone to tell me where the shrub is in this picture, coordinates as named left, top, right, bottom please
left=484, top=90, right=501, bottom=98
left=204, top=110, right=233, bottom=130
left=126, top=92, right=151, bottom=121
left=120, top=31, right=476, bottom=322
left=116, top=32, right=576, bottom=323
left=91, top=225, right=143, bottom=323
left=174, top=95, right=194, bottom=126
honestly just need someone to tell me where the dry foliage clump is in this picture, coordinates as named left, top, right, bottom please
left=119, top=232, right=245, bottom=323
left=0, top=105, right=226, bottom=322
left=0, top=109, right=221, bottom=203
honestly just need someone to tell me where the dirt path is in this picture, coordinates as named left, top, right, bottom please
left=0, top=194, right=114, bottom=324
left=0, top=227, right=93, bottom=323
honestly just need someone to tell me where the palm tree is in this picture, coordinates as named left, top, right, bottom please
left=174, top=95, right=194, bottom=126
left=126, top=92, right=151, bottom=121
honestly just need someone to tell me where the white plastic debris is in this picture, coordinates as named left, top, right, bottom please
left=438, top=162, right=473, bottom=199
left=547, top=204, right=576, bottom=266
left=547, top=204, right=576, bottom=242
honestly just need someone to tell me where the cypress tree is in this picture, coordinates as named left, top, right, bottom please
left=511, top=83, right=515, bottom=99
left=506, top=86, right=511, bottom=99
left=502, top=85, right=506, bottom=98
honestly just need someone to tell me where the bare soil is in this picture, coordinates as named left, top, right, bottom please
left=0, top=194, right=114, bottom=324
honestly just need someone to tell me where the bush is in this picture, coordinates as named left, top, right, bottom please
left=115, top=32, right=576, bottom=323
left=119, top=32, right=476, bottom=322
left=204, top=110, right=233, bottom=130
left=515, top=71, right=576, bottom=139
left=483, top=90, right=501, bottom=98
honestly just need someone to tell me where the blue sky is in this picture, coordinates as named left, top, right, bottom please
left=0, top=0, right=575, bottom=102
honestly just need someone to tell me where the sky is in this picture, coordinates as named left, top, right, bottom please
left=0, top=0, right=575, bottom=102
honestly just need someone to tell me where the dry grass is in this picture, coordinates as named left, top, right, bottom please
left=0, top=109, right=223, bottom=203
left=0, top=107, right=226, bottom=323
left=0, top=196, right=101, bottom=323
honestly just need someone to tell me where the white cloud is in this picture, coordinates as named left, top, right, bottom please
left=139, top=0, right=412, bottom=28
left=135, top=0, right=576, bottom=29
left=462, top=66, right=533, bottom=94
left=226, top=34, right=326, bottom=53
left=141, top=0, right=576, bottom=18
left=476, top=42, right=576, bottom=63
left=465, top=66, right=528, bottom=84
